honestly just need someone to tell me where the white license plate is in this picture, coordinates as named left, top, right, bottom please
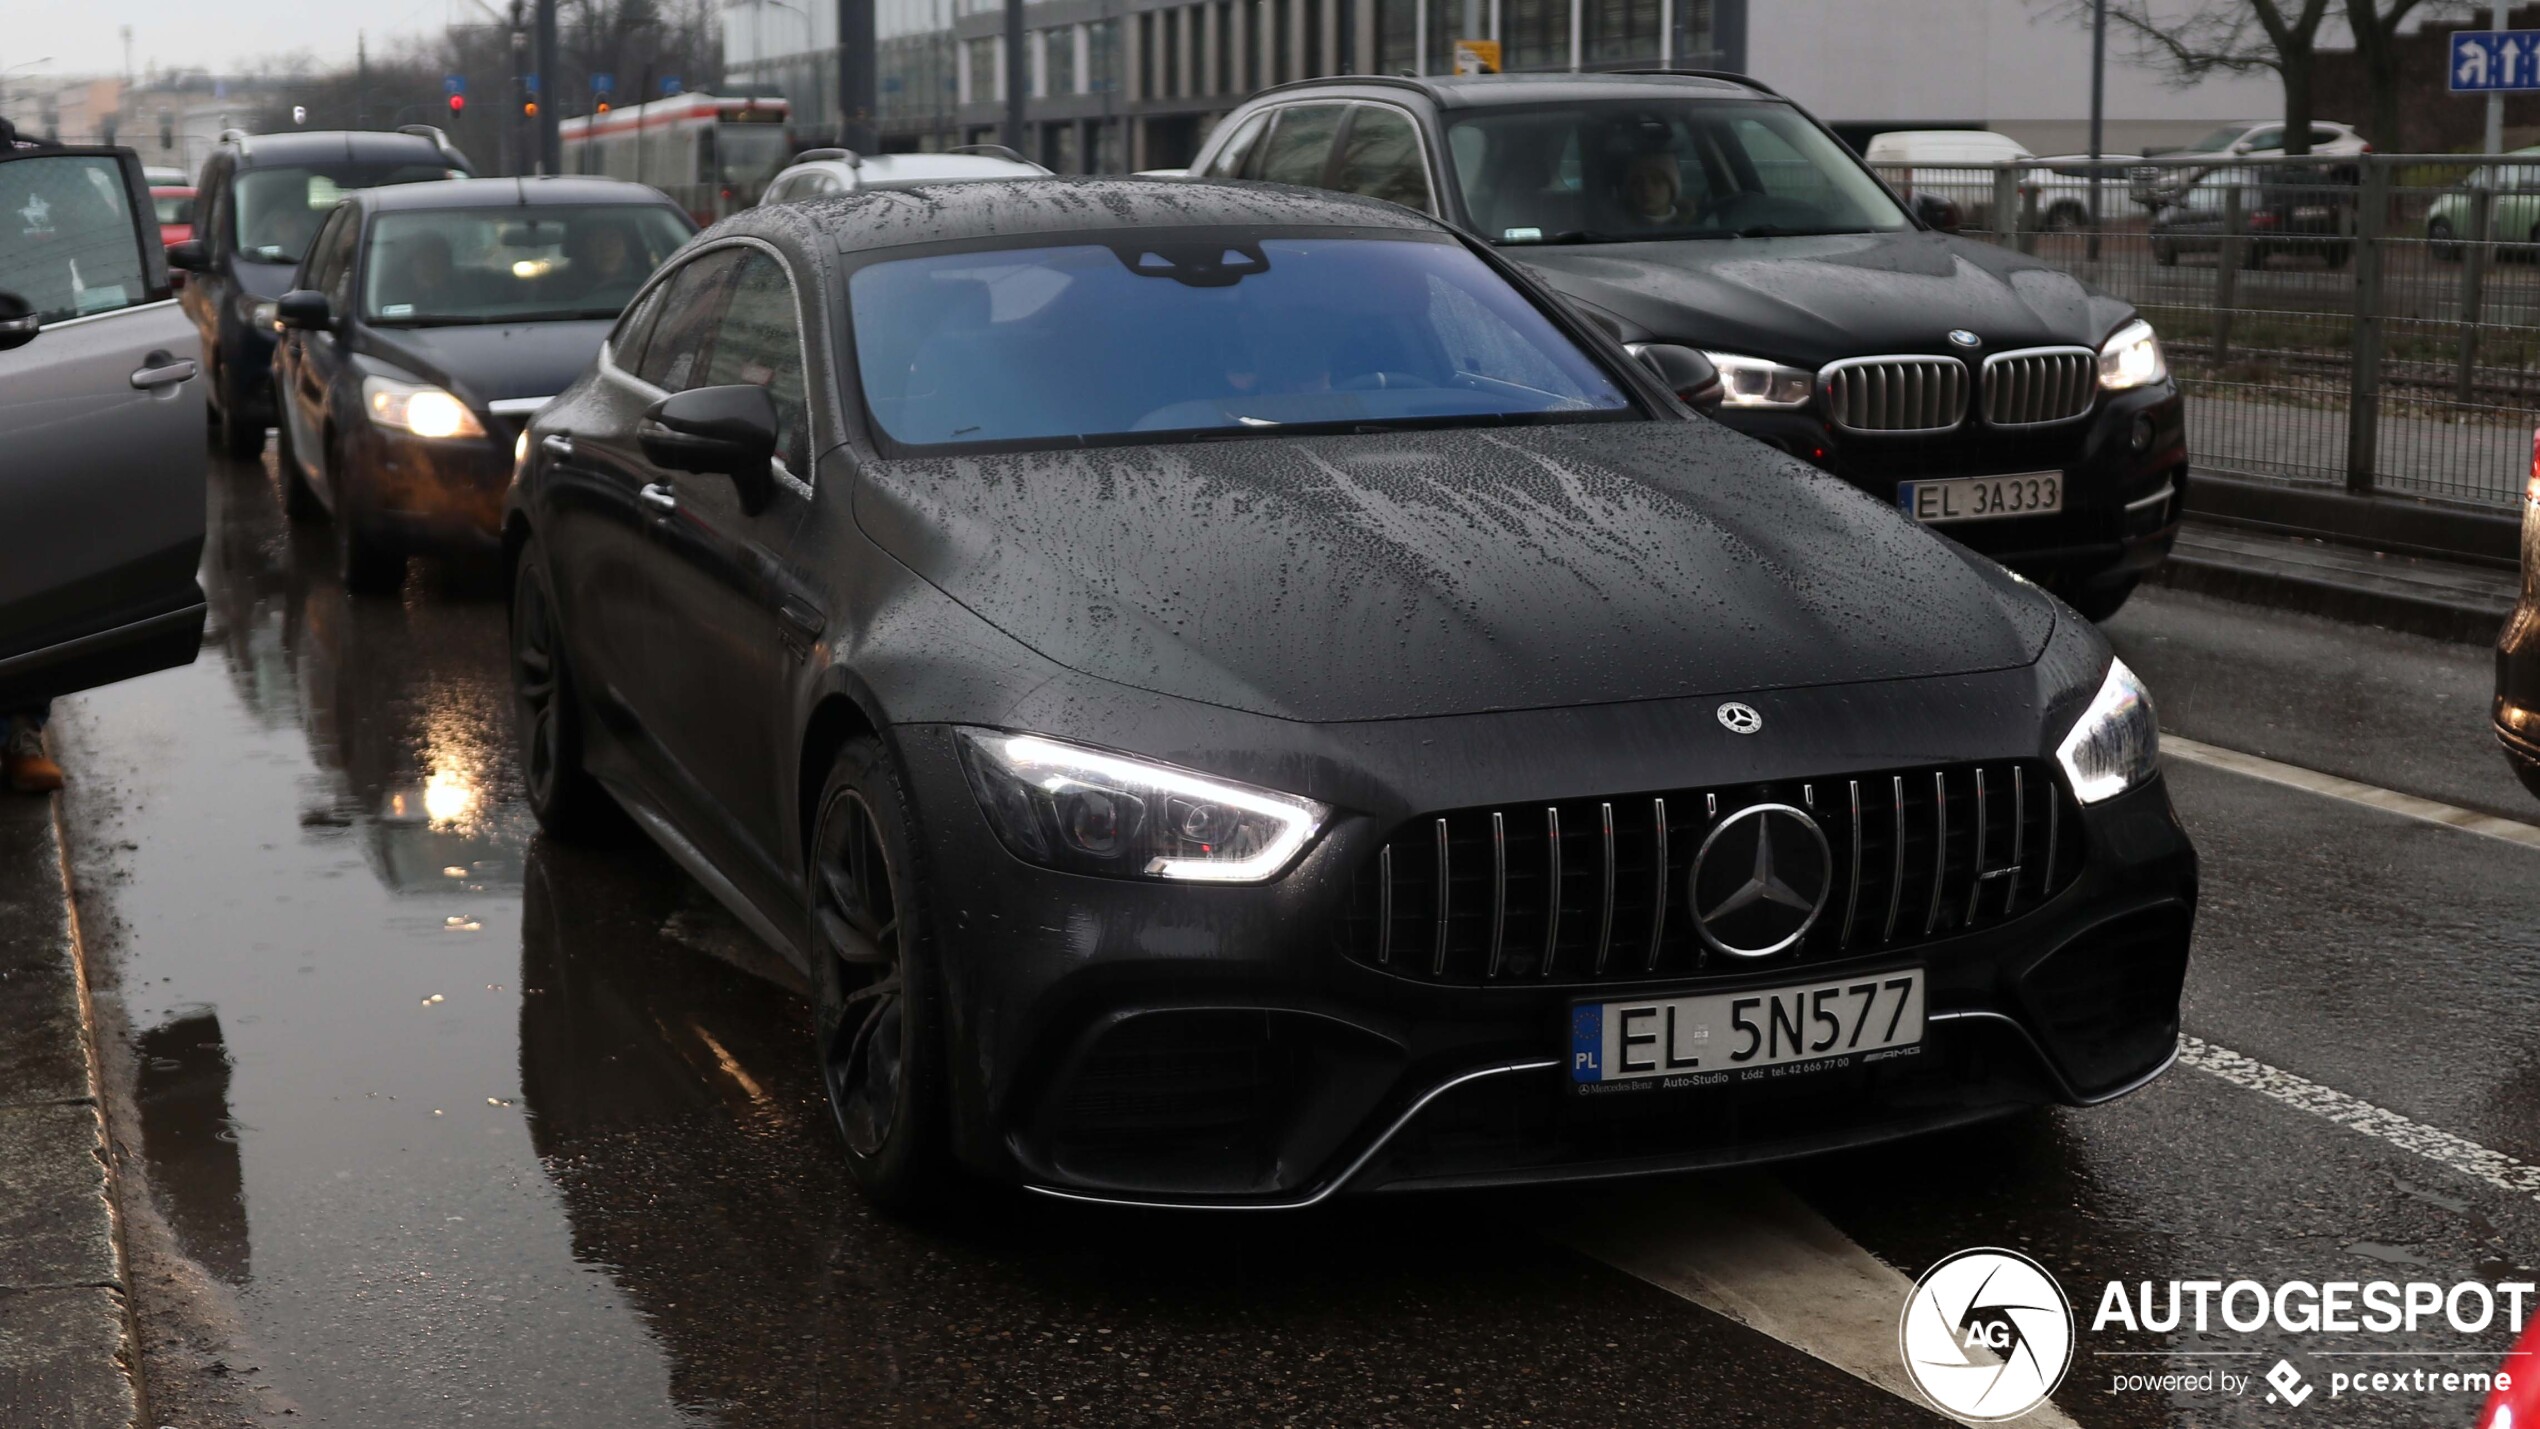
left=1899, top=472, right=2063, bottom=525
left=1569, top=970, right=1925, bottom=1090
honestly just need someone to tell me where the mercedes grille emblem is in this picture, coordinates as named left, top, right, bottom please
left=1947, top=329, right=1981, bottom=348
left=1687, top=803, right=1833, bottom=958
left=1716, top=702, right=1763, bottom=735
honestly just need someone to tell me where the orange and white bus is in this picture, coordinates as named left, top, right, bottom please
left=561, top=92, right=792, bottom=224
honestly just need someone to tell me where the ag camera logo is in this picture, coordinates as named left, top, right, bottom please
left=1900, top=1247, right=2076, bottom=1421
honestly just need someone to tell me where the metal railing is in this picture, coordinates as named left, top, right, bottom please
left=1866, top=153, right=2539, bottom=511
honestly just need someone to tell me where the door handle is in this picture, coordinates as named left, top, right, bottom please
left=541, top=432, right=576, bottom=459
left=638, top=483, right=678, bottom=513
left=129, top=353, right=199, bottom=390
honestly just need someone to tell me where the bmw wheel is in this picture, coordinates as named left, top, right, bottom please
left=809, top=736, right=950, bottom=1210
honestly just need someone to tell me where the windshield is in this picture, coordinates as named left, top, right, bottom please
left=232, top=162, right=459, bottom=264
left=362, top=205, right=693, bottom=325
left=850, top=233, right=1634, bottom=451
left=2184, top=126, right=2246, bottom=153
left=1447, top=100, right=1911, bottom=245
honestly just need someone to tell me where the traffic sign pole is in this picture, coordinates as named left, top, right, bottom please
left=2492, top=0, right=2508, bottom=157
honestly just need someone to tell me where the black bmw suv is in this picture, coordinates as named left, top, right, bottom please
left=1185, top=72, right=2186, bottom=619
left=169, top=126, right=473, bottom=457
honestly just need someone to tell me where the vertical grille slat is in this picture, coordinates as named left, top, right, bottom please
left=1980, top=347, right=2096, bottom=426
left=1822, top=356, right=1967, bottom=433
left=1342, top=759, right=2082, bottom=987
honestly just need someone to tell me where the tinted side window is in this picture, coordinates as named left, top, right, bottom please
left=1204, top=110, right=1270, bottom=179
left=0, top=154, right=150, bottom=323
left=701, top=253, right=812, bottom=475
left=1332, top=106, right=1432, bottom=212
left=609, top=284, right=666, bottom=374
left=634, top=248, right=745, bottom=392
left=1252, top=105, right=1345, bottom=185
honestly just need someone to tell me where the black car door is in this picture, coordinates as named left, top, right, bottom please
left=0, top=145, right=207, bottom=706
left=278, top=204, right=356, bottom=485
left=631, top=245, right=814, bottom=890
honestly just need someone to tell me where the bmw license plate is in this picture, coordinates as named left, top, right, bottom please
left=1898, top=472, right=2062, bottom=524
left=1569, top=970, right=1924, bottom=1094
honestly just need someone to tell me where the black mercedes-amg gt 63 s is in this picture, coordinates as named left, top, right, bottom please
left=504, top=177, right=2197, bottom=1210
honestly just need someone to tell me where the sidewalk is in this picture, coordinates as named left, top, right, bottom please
left=0, top=790, right=140, bottom=1428
left=2148, top=517, right=2524, bottom=645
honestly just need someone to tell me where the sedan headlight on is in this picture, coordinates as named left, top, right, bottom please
left=2055, top=658, right=2159, bottom=803
left=1699, top=351, right=1816, bottom=409
left=250, top=300, right=279, bottom=332
left=362, top=376, right=486, bottom=439
left=957, top=729, right=1330, bottom=882
left=2097, top=319, right=2167, bottom=391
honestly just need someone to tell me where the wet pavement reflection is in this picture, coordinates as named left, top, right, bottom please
left=49, top=452, right=2540, bottom=1427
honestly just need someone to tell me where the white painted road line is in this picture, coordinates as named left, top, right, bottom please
left=1558, top=1173, right=2084, bottom=1428
left=2163, top=735, right=2540, bottom=853
left=2180, top=1037, right=2540, bottom=1204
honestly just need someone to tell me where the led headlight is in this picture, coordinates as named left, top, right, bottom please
left=251, top=300, right=279, bottom=332
left=2055, top=658, right=2159, bottom=804
left=2097, top=318, right=2167, bottom=391
left=1699, top=351, right=1816, bottom=409
left=362, top=376, right=485, bottom=439
left=956, top=729, right=1330, bottom=882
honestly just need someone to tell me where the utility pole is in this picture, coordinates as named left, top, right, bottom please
left=536, top=0, right=561, bottom=174
left=1004, top=0, right=1026, bottom=153
left=356, top=31, right=369, bottom=129
left=2086, top=0, right=2106, bottom=261
left=840, top=0, right=877, bottom=148
left=509, top=0, right=529, bottom=176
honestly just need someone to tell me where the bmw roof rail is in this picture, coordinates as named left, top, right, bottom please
left=1609, top=67, right=1779, bottom=95
left=796, top=146, right=863, bottom=166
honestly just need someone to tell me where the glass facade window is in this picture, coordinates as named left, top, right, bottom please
left=1087, top=19, right=1122, bottom=94
left=964, top=35, right=998, bottom=104
left=1045, top=26, right=1079, bottom=96
left=1581, top=0, right=1660, bottom=67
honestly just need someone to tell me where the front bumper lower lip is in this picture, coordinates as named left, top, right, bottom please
left=1016, top=1022, right=2184, bottom=1212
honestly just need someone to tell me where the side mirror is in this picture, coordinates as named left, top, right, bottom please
left=639, top=384, right=778, bottom=510
left=276, top=289, right=333, bottom=331
left=165, top=239, right=207, bottom=272
left=1914, top=193, right=1963, bottom=233
left=1632, top=343, right=1723, bottom=414
left=0, top=292, right=37, bottom=353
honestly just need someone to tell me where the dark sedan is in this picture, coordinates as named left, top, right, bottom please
left=2501, top=451, right=2540, bottom=800
left=271, top=177, right=692, bottom=592
left=506, top=178, right=2197, bottom=1210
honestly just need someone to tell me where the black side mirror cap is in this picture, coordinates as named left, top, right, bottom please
left=276, top=289, right=333, bottom=331
left=639, top=384, right=779, bottom=510
left=1914, top=194, right=1964, bottom=233
left=165, top=239, right=207, bottom=272
left=0, top=292, right=37, bottom=353
left=1631, top=343, right=1723, bottom=414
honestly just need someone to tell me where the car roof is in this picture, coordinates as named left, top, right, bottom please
left=356, top=176, right=680, bottom=212
left=780, top=153, right=1051, bottom=187
left=1252, top=69, right=1775, bottom=110
left=222, top=129, right=455, bottom=166
left=754, top=175, right=1441, bottom=254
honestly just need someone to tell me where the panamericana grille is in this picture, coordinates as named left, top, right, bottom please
left=1335, top=762, right=2081, bottom=987
left=1820, top=357, right=1967, bottom=433
left=1981, top=348, right=2098, bottom=427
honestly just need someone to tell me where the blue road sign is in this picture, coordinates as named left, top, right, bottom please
left=444, top=74, right=466, bottom=97
left=524, top=72, right=540, bottom=97
left=2451, top=31, right=2540, bottom=92
left=660, top=75, right=682, bottom=95
left=591, top=72, right=613, bottom=94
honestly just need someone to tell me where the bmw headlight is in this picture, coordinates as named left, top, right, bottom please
left=956, top=729, right=1330, bottom=882
left=362, top=376, right=486, bottom=439
left=1699, top=351, right=1816, bottom=409
left=2097, top=318, right=2167, bottom=391
left=2055, top=658, right=2159, bottom=804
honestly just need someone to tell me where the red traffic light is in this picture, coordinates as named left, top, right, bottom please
left=448, top=93, right=466, bottom=116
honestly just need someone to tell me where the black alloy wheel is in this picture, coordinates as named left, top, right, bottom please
left=275, top=413, right=324, bottom=521
left=331, top=433, right=406, bottom=597
left=2429, top=217, right=2461, bottom=263
left=508, top=537, right=619, bottom=840
left=809, top=737, right=949, bottom=1209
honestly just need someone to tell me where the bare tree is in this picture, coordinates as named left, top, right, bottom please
left=2343, top=0, right=2465, bottom=152
left=2092, top=0, right=2334, bottom=153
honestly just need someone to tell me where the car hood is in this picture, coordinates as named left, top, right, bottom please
left=354, top=320, right=614, bottom=407
left=854, top=419, right=2057, bottom=723
left=1513, top=231, right=2124, bottom=367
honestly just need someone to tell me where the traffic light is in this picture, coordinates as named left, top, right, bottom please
left=448, top=92, right=466, bottom=117
left=524, top=101, right=538, bottom=118
left=595, top=101, right=610, bottom=115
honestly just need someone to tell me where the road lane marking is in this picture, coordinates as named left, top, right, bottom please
left=2180, top=1036, right=2540, bottom=1204
left=2162, top=735, right=2540, bottom=853
left=1558, top=1173, right=2084, bottom=1428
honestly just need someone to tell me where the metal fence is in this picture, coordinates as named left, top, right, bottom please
left=1865, top=153, right=2540, bottom=512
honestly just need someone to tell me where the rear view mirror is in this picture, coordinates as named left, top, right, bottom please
left=640, top=384, right=779, bottom=511
left=276, top=289, right=333, bottom=331
left=1632, top=343, right=1723, bottom=414
left=1914, top=194, right=1963, bottom=233
left=0, top=292, right=36, bottom=353
left=164, top=239, right=206, bottom=272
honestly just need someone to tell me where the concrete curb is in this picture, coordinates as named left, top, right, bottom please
left=2146, top=520, right=2520, bottom=646
left=0, top=791, right=141, bottom=1429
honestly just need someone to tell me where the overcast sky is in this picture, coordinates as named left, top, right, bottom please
left=8, top=0, right=470, bottom=83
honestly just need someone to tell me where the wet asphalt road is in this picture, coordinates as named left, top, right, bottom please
left=49, top=451, right=2540, bottom=1427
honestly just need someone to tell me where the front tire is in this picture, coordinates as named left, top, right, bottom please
left=330, top=432, right=405, bottom=596
left=276, top=414, right=324, bottom=522
left=213, top=359, right=266, bottom=460
left=2430, top=217, right=2461, bottom=263
left=509, top=536, right=621, bottom=841
left=809, top=736, right=952, bottom=1211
